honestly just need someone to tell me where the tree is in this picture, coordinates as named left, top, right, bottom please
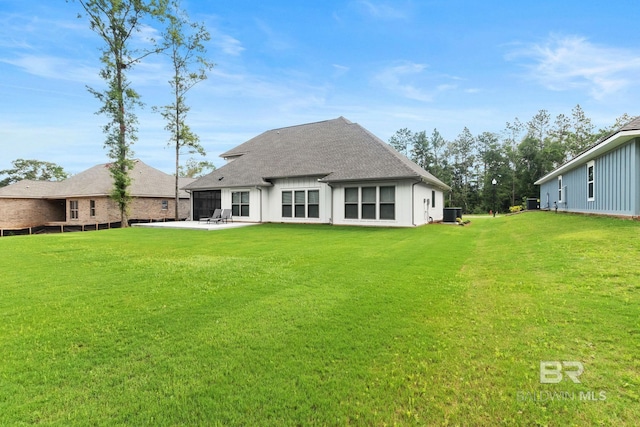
left=527, top=109, right=551, bottom=146
left=427, top=128, right=449, bottom=182
left=447, top=127, right=476, bottom=212
left=388, top=128, right=413, bottom=157
left=567, top=104, right=596, bottom=158
left=155, top=0, right=214, bottom=220
left=502, top=118, right=524, bottom=207
left=73, top=0, right=169, bottom=226
left=179, top=158, right=216, bottom=178
left=409, top=131, right=432, bottom=169
left=0, top=159, right=69, bottom=187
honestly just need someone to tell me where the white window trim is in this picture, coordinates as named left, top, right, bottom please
left=281, top=189, right=320, bottom=219
left=586, top=160, right=595, bottom=202
left=557, top=175, right=563, bottom=203
left=232, top=191, right=250, bottom=217
left=344, top=185, right=396, bottom=221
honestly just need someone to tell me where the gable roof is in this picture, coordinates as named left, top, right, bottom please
left=185, top=117, right=450, bottom=190
left=535, top=115, right=640, bottom=185
left=0, top=160, right=194, bottom=199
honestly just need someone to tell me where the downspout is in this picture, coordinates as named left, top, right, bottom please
left=186, top=189, right=192, bottom=220
left=255, top=186, right=263, bottom=223
left=411, top=179, right=421, bottom=226
left=327, top=183, right=334, bottom=225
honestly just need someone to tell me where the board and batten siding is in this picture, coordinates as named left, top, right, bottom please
left=539, top=139, right=640, bottom=216
left=262, top=177, right=329, bottom=224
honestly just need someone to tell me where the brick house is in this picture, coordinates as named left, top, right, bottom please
left=0, top=160, right=194, bottom=230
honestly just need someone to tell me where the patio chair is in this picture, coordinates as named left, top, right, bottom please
left=199, top=208, right=221, bottom=224
left=214, top=209, right=232, bottom=224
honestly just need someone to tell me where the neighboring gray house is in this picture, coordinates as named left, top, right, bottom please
left=184, top=117, right=451, bottom=227
left=535, top=116, right=640, bottom=218
left=0, top=160, right=195, bottom=230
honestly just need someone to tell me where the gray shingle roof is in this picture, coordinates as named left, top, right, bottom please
left=185, top=117, right=450, bottom=190
left=0, top=160, right=194, bottom=198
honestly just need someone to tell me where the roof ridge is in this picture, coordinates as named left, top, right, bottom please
left=268, top=116, right=351, bottom=133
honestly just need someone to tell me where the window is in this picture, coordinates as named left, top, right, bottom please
left=294, top=190, right=306, bottom=217
left=431, top=190, right=436, bottom=208
left=232, top=191, right=249, bottom=217
left=90, top=200, right=96, bottom=217
left=281, top=190, right=320, bottom=219
left=361, top=187, right=376, bottom=219
left=161, top=200, right=168, bottom=210
left=345, top=187, right=359, bottom=219
left=379, top=186, right=395, bottom=220
left=343, top=186, right=396, bottom=220
left=70, top=200, right=79, bottom=220
left=308, top=190, right=319, bottom=218
left=587, top=161, right=595, bottom=201
left=282, top=191, right=292, bottom=217
left=558, top=175, right=563, bottom=203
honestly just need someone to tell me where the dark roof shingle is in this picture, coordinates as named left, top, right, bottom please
left=186, top=117, right=450, bottom=190
left=0, top=160, right=194, bottom=198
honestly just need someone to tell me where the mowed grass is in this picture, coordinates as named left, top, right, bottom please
left=0, top=213, right=638, bottom=426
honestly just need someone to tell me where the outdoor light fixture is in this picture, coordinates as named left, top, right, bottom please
left=491, top=178, right=497, bottom=217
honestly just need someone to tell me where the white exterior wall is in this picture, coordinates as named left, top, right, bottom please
left=221, top=187, right=262, bottom=222
left=412, top=183, right=445, bottom=224
left=262, top=177, right=329, bottom=224
left=206, top=178, right=446, bottom=227
left=331, top=180, right=412, bottom=227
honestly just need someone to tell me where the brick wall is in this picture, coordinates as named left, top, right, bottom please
left=0, top=198, right=65, bottom=228
left=1, top=196, right=191, bottom=229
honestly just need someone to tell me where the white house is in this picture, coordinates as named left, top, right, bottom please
left=184, top=117, right=450, bottom=227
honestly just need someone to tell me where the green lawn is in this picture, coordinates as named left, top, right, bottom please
left=0, top=213, right=638, bottom=426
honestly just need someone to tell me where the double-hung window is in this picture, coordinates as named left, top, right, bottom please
left=282, top=191, right=293, bottom=217
left=587, top=161, right=595, bottom=201
left=379, top=186, right=395, bottom=220
left=294, top=191, right=306, bottom=217
left=90, top=200, right=96, bottom=217
left=232, top=191, right=249, bottom=217
left=282, top=190, right=320, bottom=219
left=70, top=200, right=79, bottom=220
left=307, top=190, right=319, bottom=218
left=345, top=187, right=359, bottom=219
left=344, top=186, right=395, bottom=220
left=361, top=187, right=376, bottom=219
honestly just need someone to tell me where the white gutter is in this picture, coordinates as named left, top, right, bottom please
left=535, top=130, right=640, bottom=185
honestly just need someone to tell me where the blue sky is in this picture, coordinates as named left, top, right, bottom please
left=2, top=0, right=640, bottom=175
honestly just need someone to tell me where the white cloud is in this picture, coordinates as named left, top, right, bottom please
left=254, top=19, right=293, bottom=52
left=507, top=34, right=640, bottom=99
left=0, top=54, right=99, bottom=83
left=211, top=32, right=245, bottom=56
left=355, top=0, right=407, bottom=20
left=332, top=64, right=350, bottom=77
left=373, top=61, right=458, bottom=102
